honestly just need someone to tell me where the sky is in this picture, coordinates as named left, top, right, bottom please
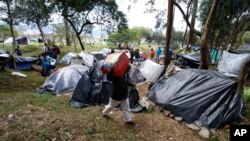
left=1, top=0, right=200, bottom=37
left=116, top=0, right=189, bottom=32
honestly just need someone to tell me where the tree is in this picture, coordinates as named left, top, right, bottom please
left=0, top=25, right=18, bottom=47
left=0, top=0, right=17, bottom=51
left=52, top=23, right=66, bottom=45
left=107, top=29, right=140, bottom=47
left=186, top=0, right=198, bottom=52
left=132, top=26, right=152, bottom=45
left=242, top=31, right=250, bottom=44
left=199, top=0, right=218, bottom=69
left=164, top=0, right=174, bottom=66
left=199, top=0, right=250, bottom=50
left=15, top=0, right=54, bottom=44
left=64, top=17, right=72, bottom=46
left=53, top=0, right=127, bottom=50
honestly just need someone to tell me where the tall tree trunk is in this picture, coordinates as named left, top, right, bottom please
left=36, top=20, right=47, bottom=45
left=186, top=0, right=198, bottom=52
left=64, top=17, right=72, bottom=46
left=164, top=0, right=174, bottom=67
left=6, top=0, right=16, bottom=52
left=199, top=0, right=218, bottom=69
left=65, top=17, right=85, bottom=50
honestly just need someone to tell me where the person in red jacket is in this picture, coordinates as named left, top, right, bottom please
left=150, top=48, right=155, bottom=61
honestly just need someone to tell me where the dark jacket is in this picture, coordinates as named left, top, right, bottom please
left=107, top=69, right=133, bottom=101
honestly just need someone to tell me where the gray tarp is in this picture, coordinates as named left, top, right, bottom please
left=70, top=60, right=143, bottom=112
left=40, top=65, right=89, bottom=95
left=148, top=69, right=243, bottom=128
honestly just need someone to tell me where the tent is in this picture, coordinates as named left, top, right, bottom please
left=38, top=65, right=89, bottom=95
left=148, top=51, right=250, bottom=128
left=4, top=37, right=29, bottom=45
left=7, top=56, right=37, bottom=70
left=70, top=60, right=143, bottom=112
left=179, top=48, right=220, bottom=68
left=60, top=51, right=95, bottom=67
left=148, top=69, right=243, bottom=128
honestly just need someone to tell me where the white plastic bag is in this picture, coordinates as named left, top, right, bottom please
left=139, top=59, right=164, bottom=83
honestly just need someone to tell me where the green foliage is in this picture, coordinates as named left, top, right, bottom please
left=53, top=0, right=127, bottom=50
left=244, top=87, right=250, bottom=103
left=199, top=0, right=250, bottom=47
left=242, top=31, right=250, bottom=43
left=107, top=29, right=141, bottom=47
left=15, top=0, right=54, bottom=26
left=52, top=23, right=66, bottom=45
left=0, top=25, right=18, bottom=39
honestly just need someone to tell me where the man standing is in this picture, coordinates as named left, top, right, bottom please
left=102, top=65, right=135, bottom=125
left=150, top=48, right=155, bottom=61
left=156, top=47, right=162, bottom=62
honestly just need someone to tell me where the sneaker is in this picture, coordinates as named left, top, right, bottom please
left=102, top=114, right=110, bottom=118
left=126, top=121, right=135, bottom=125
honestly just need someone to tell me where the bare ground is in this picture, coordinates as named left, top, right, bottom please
left=1, top=69, right=249, bottom=140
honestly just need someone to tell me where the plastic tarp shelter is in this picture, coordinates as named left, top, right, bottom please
left=70, top=60, right=143, bottom=112
left=60, top=51, right=95, bottom=67
left=90, top=52, right=106, bottom=61
left=180, top=52, right=200, bottom=68
left=39, top=65, right=89, bottom=95
left=7, top=56, right=37, bottom=70
left=180, top=49, right=220, bottom=68
left=148, top=68, right=243, bottom=128
left=60, top=52, right=78, bottom=65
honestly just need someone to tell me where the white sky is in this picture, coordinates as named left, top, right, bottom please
left=116, top=0, right=200, bottom=32
left=116, top=0, right=186, bottom=31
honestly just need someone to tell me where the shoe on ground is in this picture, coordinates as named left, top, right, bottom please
left=126, top=121, right=135, bottom=125
left=102, top=114, right=110, bottom=118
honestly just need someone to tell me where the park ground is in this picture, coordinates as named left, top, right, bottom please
left=1, top=44, right=250, bottom=141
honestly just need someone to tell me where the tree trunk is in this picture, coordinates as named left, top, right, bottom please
left=199, top=0, right=218, bottom=69
left=186, top=0, right=198, bottom=52
left=65, top=17, right=85, bottom=50
left=36, top=20, right=47, bottom=45
left=64, top=17, right=72, bottom=46
left=164, top=0, right=174, bottom=67
left=6, top=0, right=16, bottom=52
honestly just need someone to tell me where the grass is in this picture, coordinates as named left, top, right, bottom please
left=0, top=43, right=237, bottom=141
left=244, top=87, right=250, bottom=103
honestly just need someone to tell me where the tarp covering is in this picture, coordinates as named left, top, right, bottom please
left=70, top=60, right=143, bottom=112
left=90, top=52, right=106, bottom=61
left=13, top=56, right=37, bottom=62
left=60, top=52, right=78, bottom=65
left=40, top=65, right=89, bottom=95
left=60, top=52, right=94, bottom=67
left=180, top=52, right=200, bottom=68
left=7, top=56, right=38, bottom=70
left=148, top=69, right=243, bottom=128
left=217, top=51, right=250, bottom=77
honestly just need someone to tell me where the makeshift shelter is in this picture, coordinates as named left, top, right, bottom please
left=70, top=60, right=143, bottom=112
left=60, top=51, right=95, bottom=67
left=90, top=52, right=106, bottom=61
left=38, top=65, right=89, bottom=95
left=7, top=56, right=37, bottom=70
left=179, top=49, right=220, bottom=68
left=148, top=51, right=250, bottom=128
left=0, top=49, right=10, bottom=70
left=4, top=37, right=29, bottom=45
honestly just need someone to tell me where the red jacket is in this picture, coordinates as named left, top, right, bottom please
left=150, top=50, right=155, bottom=58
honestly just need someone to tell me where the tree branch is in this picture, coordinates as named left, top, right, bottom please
left=173, top=0, right=201, bottom=37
